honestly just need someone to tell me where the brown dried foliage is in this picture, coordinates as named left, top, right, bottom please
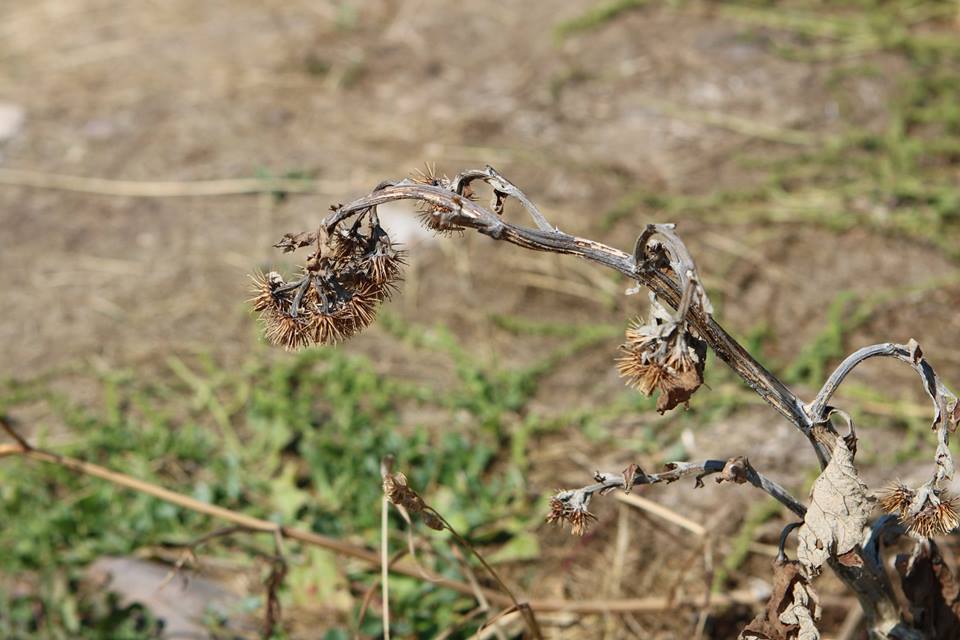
left=740, top=559, right=820, bottom=640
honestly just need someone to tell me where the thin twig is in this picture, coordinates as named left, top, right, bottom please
left=808, top=340, right=959, bottom=432
left=807, top=340, right=959, bottom=488
left=0, top=168, right=345, bottom=197
left=555, top=457, right=805, bottom=534
left=381, top=496, right=391, bottom=640
left=0, top=417, right=30, bottom=451
left=356, top=549, right=407, bottom=632
left=380, top=458, right=393, bottom=640
left=448, top=546, right=503, bottom=640
left=428, top=509, right=544, bottom=640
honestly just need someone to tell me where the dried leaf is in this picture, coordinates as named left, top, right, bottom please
left=739, top=560, right=801, bottom=639
left=717, top=456, right=750, bottom=485
left=622, top=464, right=642, bottom=493
left=796, top=437, right=869, bottom=577
left=935, top=427, right=955, bottom=483
left=274, top=231, right=318, bottom=253
left=739, top=560, right=820, bottom=640
left=907, top=338, right=960, bottom=435
left=778, top=580, right=821, bottom=640
left=655, top=355, right=705, bottom=413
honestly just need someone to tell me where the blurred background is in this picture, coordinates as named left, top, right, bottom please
left=2, top=1, right=960, bottom=638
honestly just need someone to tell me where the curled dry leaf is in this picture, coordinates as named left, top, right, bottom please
left=778, top=580, right=822, bottom=640
left=717, top=456, right=751, bottom=485
left=274, top=230, right=319, bottom=253
left=621, top=463, right=642, bottom=493
left=796, top=436, right=869, bottom=578
left=740, top=559, right=821, bottom=640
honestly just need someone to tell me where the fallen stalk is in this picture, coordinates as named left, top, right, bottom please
left=0, top=441, right=777, bottom=616
left=0, top=168, right=344, bottom=197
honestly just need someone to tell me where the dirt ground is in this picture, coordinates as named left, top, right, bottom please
left=2, top=1, right=960, bottom=639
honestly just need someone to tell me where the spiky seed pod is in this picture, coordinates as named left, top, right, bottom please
left=546, top=497, right=567, bottom=526
left=410, top=166, right=462, bottom=234
left=616, top=313, right=707, bottom=413
left=308, top=309, right=348, bottom=346
left=616, top=352, right=668, bottom=396
left=329, top=229, right=366, bottom=267
left=545, top=494, right=597, bottom=536
left=342, top=283, right=380, bottom=332
left=907, top=494, right=960, bottom=537
left=568, top=508, right=597, bottom=536
left=249, top=271, right=286, bottom=313
left=256, top=212, right=408, bottom=349
left=252, top=271, right=314, bottom=349
left=417, top=204, right=462, bottom=236
left=410, top=162, right=443, bottom=187
left=366, top=249, right=406, bottom=287
left=265, top=313, right=311, bottom=350
left=363, top=226, right=406, bottom=299
left=623, top=318, right=662, bottom=352
left=878, top=482, right=915, bottom=518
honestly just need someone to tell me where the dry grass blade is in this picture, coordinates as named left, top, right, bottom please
left=0, top=168, right=345, bottom=197
left=615, top=493, right=706, bottom=537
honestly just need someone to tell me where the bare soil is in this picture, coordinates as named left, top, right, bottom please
left=2, top=1, right=959, bottom=638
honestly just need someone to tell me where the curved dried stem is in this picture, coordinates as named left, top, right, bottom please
left=450, top=165, right=556, bottom=232
left=808, top=340, right=959, bottom=486
left=315, top=175, right=822, bottom=457
left=808, top=340, right=959, bottom=432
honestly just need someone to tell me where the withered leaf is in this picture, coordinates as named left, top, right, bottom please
left=655, top=333, right=708, bottom=414
left=739, top=560, right=820, bottom=640
left=717, top=456, right=750, bottom=485
left=778, top=580, right=821, bottom=640
left=622, top=463, right=642, bottom=493
left=739, top=560, right=802, bottom=640
left=274, top=231, right=318, bottom=253
left=655, top=362, right=704, bottom=413
left=796, top=437, right=869, bottom=577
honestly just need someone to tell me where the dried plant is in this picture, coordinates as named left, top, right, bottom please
left=252, top=164, right=960, bottom=639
